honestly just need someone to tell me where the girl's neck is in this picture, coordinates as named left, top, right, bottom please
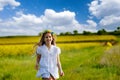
left=45, top=43, right=51, bottom=50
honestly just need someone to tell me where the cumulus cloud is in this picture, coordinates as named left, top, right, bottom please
left=82, top=20, right=97, bottom=32
left=0, top=12, right=43, bottom=36
left=99, top=15, right=120, bottom=26
left=0, top=9, right=98, bottom=36
left=0, top=0, right=20, bottom=11
left=43, top=9, right=76, bottom=26
left=0, top=9, right=82, bottom=36
left=87, top=20, right=97, bottom=27
left=89, top=0, right=120, bottom=18
left=88, top=0, right=120, bottom=30
left=99, top=15, right=120, bottom=30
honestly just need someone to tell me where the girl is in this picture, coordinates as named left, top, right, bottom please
left=35, top=30, right=64, bottom=80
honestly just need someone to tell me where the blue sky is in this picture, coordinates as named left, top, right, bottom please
left=0, top=0, right=120, bottom=36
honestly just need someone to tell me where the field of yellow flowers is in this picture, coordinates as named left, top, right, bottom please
left=0, top=35, right=116, bottom=45
left=0, top=42, right=101, bottom=57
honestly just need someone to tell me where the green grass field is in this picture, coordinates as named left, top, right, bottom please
left=0, top=35, right=120, bottom=80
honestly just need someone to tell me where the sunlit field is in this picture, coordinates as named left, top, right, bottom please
left=0, top=35, right=120, bottom=80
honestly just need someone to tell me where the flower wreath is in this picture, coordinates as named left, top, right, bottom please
left=42, top=30, right=55, bottom=35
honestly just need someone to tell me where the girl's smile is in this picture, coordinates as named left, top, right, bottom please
left=44, top=33, right=53, bottom=44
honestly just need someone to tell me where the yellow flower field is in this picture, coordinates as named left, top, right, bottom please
left=0, top=35, right=117, bottom=45
left=0, top=42, right=100, bottom=57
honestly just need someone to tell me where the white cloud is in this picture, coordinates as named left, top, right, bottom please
left=13, top=12, right=43, bottom=26
left=99, top=15, right=120, bottom=26
left=87, top=20, right=97, bottom=27
left=82, top=20, right=97, bottom=32
left=0, top=9, right=97, bottom=36
left=0, top=11, right=43, bottom=36
left=42, top=9, right=76, bottom=26
left=99, top=15, right=120, bottom=30
left=89, top=0, right=120, bottom=18
left=88, top=0, right=120, bottom=30
left=0, top=0, right=20, bottom=11
left=0, top=9, right=77, bottom=36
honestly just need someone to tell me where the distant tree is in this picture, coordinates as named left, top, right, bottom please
left=117, top=27, right=120, bottom=31
left=83, top=31, right=92, bottom=35
left=73, top=30, right=78, bottom=35
left=65, top=32, right=72, bottom=35
left=59, top=32, right=65, bottom=35
left=97, top=29, right=107, bottom=35
left=111, top=26, right=120, bottom=35
left=38, top=32, right=42, bottom=36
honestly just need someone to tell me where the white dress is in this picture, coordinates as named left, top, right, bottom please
left=36, top=44, right=61, bottom=79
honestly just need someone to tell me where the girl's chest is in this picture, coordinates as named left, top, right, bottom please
left=41, top=49, right=57, bottom=57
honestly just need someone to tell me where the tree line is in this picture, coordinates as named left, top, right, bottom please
left=59, top=27, right=120, bottom=35
left=39, top=27, right=120, bottom=36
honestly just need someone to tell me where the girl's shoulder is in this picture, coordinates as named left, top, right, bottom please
left=36, top=45, right=44, bottom=54
left=37, top=45, right=44, bottom=50
left=52, top=45, right=60, bottom=49
left=52, top=45, right=61, bottom=54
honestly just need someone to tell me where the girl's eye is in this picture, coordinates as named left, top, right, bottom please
left=45, top=36, right=51, bottom=38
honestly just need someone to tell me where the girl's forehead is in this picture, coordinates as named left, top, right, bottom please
left=45, top=33, right=52, bottom=36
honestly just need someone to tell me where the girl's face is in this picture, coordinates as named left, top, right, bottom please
left=44, top=33, right=53, bottom=45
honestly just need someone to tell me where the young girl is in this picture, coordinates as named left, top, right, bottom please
left=35, top=30, right=64, bottom=80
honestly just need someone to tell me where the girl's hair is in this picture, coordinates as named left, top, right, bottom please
left=36, top=30, right=56, bottom=46
left=32, top=30, right=56, bottom=55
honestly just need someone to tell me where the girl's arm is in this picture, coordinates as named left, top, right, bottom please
left=35, top=54, right=41, bottom=70
left=57, top=55, right=64, bottom=76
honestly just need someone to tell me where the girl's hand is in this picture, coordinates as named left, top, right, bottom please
left=35, top=64, right=39, bottom=70
left=60, top=71, right=64, bottom=76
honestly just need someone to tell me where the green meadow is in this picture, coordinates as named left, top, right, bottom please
left=0, top=35, right=120, bottom=80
